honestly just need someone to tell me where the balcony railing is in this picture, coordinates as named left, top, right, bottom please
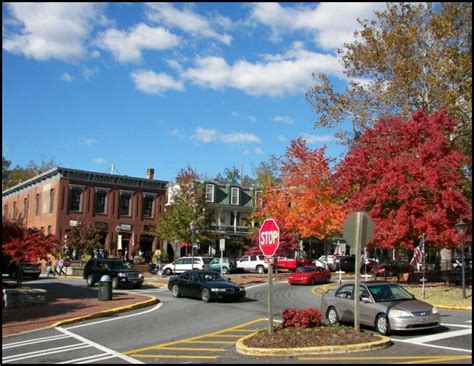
left=211, top=224, right=250, bottom=234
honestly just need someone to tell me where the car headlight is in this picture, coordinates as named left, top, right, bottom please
left=118, top=273, right=127, bottom=278
left=210, top=288, right=226, bottom=292
left=138, top=273, right=143, bottom=278
left=432, top=307, right=438, bottom=314
left=390, top=309, right=413, bottom=317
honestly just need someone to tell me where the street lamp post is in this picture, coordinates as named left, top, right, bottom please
left=190, top=221, right=195, bottom=270
left=455, top=218, right=468, bottom=299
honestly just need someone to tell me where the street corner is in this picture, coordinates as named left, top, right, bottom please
left=51, top=293, right=159, bottom=328
left=235, top=332, right=392, bottom=357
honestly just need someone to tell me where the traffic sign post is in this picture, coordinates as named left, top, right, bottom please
left=259, top=218, right=280, bottom=334
left=343, top=212, right=374, bottom=333
left=219, top=239, right=225, bottom=276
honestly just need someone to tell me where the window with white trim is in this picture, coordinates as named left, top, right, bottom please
left=143, top=193, right=156, bottom=218
left=231, top=187, right=239, bottom=205
left=69, top=186, right=83, bottom=212
left=94, top=189, right=109, bottom=214
left=205, top=184, right=215, bottom=202
left=120, top=191, right=132, bottom=216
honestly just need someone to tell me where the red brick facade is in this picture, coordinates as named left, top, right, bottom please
left=2, top=167, right=167, bottom=261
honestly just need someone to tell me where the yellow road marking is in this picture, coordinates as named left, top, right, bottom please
left=158, top=347, right=224, bottom=352
left=124, top=318, right=266, bottom=355
left=397, top=355, right=472, bottom=364
left=183, top=340, right=236, bottom=344
left=299, top=355, right=472, bottom=362
left=203, top=334, right=245, bottom=338
left=129, top=354, right=219, bottom=359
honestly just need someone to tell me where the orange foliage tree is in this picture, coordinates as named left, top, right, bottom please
left=256, top=138, right=345, bottom=244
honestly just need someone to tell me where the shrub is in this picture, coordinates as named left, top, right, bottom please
left=282, top=307, right=323, bottom=328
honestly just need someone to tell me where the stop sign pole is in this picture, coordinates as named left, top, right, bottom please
left=259, top=218, right=280, bottom=334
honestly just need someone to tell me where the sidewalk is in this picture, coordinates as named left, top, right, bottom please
left=2, top=280, right=157, bottom=337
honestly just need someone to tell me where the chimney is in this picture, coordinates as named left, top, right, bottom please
left=146, top=168, right=155, bottom=180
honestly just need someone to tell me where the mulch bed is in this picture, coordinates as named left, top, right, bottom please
left=243, top=326, right=379, bottom=348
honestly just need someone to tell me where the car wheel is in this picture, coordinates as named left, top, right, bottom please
left=164, top=268, right=173, bottom=276
left=86, top=275, right=95, bottom=287
left=257, top=266, right=265, bottom=274
left=327, top=307, right=340, bottom=325
left=172, top=284, right=181, bottom=298
left=311, top=278, right=316, bottom=285
left=222, top=267, right=229, bottom=274
left=134, top=284, right=142, bottom=289
left=112, top=277, right=120, bottom=289
left=201, top=288, right=211, bottom=302
left=375, top=314, right=391, bottom=336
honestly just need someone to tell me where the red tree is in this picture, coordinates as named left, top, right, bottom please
left=2, top=220, right=61, bottom=264
left=334, top=109, right=471, bottom=250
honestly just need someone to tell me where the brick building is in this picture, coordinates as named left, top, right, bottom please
left=2, top=167, right=167, bottom=261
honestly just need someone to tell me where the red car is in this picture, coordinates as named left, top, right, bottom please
left=276, top=257, right=312, bottom=271
left=288, top=266, right=331, bottom=285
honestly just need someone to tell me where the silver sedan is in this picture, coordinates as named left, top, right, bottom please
left=320, top=281, right=441, bottom=335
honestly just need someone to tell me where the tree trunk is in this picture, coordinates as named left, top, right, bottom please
left=440, top=248, right=453, bottom=271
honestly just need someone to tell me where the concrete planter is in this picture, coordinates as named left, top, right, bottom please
left=3, top=288, right=47, bottom=308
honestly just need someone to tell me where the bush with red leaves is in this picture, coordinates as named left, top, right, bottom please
left=282, top=307, right=323, bottom=328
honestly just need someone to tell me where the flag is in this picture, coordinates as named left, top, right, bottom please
left=333, top=241, right=341, bottom=266
left=410, top=235, right=426, bottom=269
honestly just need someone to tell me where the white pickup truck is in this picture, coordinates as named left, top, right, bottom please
left=236, top=254, right=269, bottom=274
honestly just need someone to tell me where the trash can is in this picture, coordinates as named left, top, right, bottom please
left=98, top=275, right=112, bottom=301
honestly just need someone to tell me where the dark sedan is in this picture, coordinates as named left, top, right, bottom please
left=168, top=270, right=246, bottom=302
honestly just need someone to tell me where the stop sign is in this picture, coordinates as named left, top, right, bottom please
left=259, top=218, right=280, bottom=257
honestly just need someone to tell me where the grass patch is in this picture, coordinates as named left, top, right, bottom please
left=403, top=284, right=472, bottom=307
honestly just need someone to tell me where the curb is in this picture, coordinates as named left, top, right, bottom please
left=236, top=332, right=391, bottom=356
left=51, top=293, right=159, bottom=327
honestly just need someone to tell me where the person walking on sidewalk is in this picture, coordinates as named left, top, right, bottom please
left=46, top=258, right=53, bottom=278
left=54, top=258, right=60, bottom=277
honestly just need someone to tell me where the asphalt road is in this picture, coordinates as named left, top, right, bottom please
left=2, top=277, right=472, bottom=364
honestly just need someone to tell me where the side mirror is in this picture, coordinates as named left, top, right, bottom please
left=361, top=297, right=372, bottom=303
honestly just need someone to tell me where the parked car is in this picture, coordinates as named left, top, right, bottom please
left=2, top=254, right=41, bottom=280
left=321, top=281, right=441, bottom=335
left=371, top=261, right=411, bottom=277
left=318, top=255, right=335, bottom=266
left=83, top=258, right=144, bottom=289
left=275, top=257, right=313, bottom=271
left=209, top=257, right=238, bottom=274
left=236, top=255, right=269, bottom=274
left=332, top=256, right=356, bottom=272
left=162, top=256, right=213, bottom=275
left=288, top=266, right=331, bottom=285
left=168, top=270, right=246, bottom=302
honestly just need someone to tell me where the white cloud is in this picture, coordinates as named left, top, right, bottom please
left=254, top=147, right=264, bottom=155
left=60, top=72, right=74, bottom=82
left=131, top=70, right=184, bottom=95
left=300, top=133, right=337, bottom=144
left=3, top=3, right=103, bottom=61
left=93, top=157, right=106, bottom=164
left=184, top=45, right=343, bottom=97
left=97, top=23, right=180, bottom=63
left=81, top=138, right=97, bottom=146
left=248, top=3, right=385, bottom=50
left=145, top=3, right=232, bottom=45
left=277, top=135, right=287, bottom=142
left=193, top=128, right=260, bottom=144
left=248, top=115, right=257, bottom=123
left=274, top=115, right=294, bottom=124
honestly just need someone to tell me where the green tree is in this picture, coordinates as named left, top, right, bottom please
left=306, top=2, right=472, bottom=197
left=2, top=156, right=58, bottom=189
left=66, top=222, right=103, bottom=259
left=215, top=165, right=256, bottom=188
left=156, top=167, right=215, bottom=253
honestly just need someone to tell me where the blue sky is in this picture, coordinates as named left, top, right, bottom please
left=2, top=3, right=386, bottom=183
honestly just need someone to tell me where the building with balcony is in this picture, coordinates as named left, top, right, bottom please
left=165, top=180, right=263, bottom=259
left=2, top=167, right=167, bottom=261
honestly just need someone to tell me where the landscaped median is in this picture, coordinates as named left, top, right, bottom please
left=236, top=326, right=391, bottom=356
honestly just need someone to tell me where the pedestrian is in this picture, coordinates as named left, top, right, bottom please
left=54, top=258, right=60, bottom=277
left=46, top=258, right=53, bottom=278
left=59, top=258, right=65, bottom=276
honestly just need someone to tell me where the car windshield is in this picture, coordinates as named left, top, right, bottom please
left=199, top=272, right=226, bottom=282
left=368, top=284, right=414, bottom=302
left=107, top=261, right=133, bottom=270
left=296, top=267, right=317, bottom=273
